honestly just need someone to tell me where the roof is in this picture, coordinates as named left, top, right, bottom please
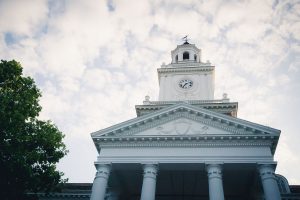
left=91, top=103, right=280, bottom=154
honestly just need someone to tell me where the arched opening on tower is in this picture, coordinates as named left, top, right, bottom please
left=183, top=52, right=189, bottom=60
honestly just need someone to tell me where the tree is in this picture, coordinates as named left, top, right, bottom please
left=0, top=60, right=68, bottom=199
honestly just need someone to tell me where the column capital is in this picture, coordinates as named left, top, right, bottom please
left=206, top=164, right=223, bottom=179
left=95, top=163, right=112, bottom=180
left=142, top=164, right=158, bottom=179
left=258, top=164, right=276, bottom=181
left=258, top=164, right=281, bottom=200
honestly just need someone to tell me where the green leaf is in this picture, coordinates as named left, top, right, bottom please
left=0, top=60, right=68, bottom=199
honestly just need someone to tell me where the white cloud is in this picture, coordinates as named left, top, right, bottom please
left=0, top=0, right=48, bottom=35
left=1, top=0, right=300, bottom=185
left=276, top=135, right=300, bottom=184
left=288, top=61, right=300, bottom=72
left=58, top=76, right=80, bottom=93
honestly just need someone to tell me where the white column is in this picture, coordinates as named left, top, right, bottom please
left=90, top=164, right=111, bottom=200
left=206, top=164, right=225, bottom=200
left=259, top=164, right=281, bottom=200
left=140, top=164, right=158, bottom=200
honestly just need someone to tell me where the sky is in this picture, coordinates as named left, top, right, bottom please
left=0, top=0, right=300, bottom=184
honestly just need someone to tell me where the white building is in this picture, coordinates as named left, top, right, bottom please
left=36, top=41, right=300, bottom=200
left=88, top=41, right=295, bottom=200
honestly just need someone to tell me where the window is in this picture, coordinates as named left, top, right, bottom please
left=183, top=52, right=189, bottom=60
left=194, top=54, right=197, bottom=61
left=175, top=55, right=178, bottom=63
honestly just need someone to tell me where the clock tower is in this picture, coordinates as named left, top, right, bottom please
left=158, top=41, right=214, bottom=101
left=89, top=39, right=288, bottom=200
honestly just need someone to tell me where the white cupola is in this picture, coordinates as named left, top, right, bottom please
left=171, top=41, right=201, bottom=63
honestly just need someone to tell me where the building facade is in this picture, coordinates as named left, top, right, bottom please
left=36, top=41, right=300, bottom=200
left=88, top=41, right=298, bottom=200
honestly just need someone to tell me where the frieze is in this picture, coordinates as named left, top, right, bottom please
left=94, top=131, right=278, bottom=154
left=97, top=139, right=273, bottom=148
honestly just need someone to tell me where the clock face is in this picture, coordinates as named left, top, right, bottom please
left=178, top=79, right=193, bottom=89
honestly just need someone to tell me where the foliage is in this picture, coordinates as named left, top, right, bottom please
left=0, top=60, right=68, bottom=199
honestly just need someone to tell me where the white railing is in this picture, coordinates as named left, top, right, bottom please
left=142, top=99, right=233, bottom=105
left=162, top=61, right=212, bottom=68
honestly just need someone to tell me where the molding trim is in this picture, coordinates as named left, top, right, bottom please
left=97, top=139, right=272, bottom=148
left=158, top=66, right=214, bottom=74
left=96, top=156, right=274, bottom=164
left=94, top=135, right=278, bottom=155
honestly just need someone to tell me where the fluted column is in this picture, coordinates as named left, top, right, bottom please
left=258, top=164, right=281, bottom=200
left=206, top=164, right=225, bottom=200
left=140, top=164, right=158, bottom=200
left=90, top=164, right=111, bottom=200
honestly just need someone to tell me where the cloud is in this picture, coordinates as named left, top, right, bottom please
left=0, top=0, right=300, bottom=184
left=0, top=0, right=48, bottom=36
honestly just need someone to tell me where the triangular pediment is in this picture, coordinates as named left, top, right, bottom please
left=91, top=103, right=280, bottom=138
left=133, top=117, right=225, bottom=136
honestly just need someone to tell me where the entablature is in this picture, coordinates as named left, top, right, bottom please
left=93, top=134, right=278, bottom=154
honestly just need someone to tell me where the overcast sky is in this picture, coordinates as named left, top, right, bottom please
left=1, top=0, right=300, bottom=184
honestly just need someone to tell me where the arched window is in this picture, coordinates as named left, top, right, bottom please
left=175, top=55, right=178, bottom=63
left=194, top=54, right=197, bottom=61
left=183, top=52, right=189, bottom=60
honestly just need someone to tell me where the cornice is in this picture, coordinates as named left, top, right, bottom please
left=157, top=66, right=214, bottom=74
left=94, top=135, right=278, bottom=154
left=95, top=135, right=276, bottom=145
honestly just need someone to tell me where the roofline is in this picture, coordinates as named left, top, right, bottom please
left=91, top=102, right=280, bottom=137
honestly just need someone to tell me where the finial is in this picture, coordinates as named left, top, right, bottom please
left=143, top=95, right=150, bottom=105
left=182, top=35, right=189, bottom=44
left=222, top=93, right=229, bottom=102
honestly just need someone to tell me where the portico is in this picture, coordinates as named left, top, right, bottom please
left=90, top=103, right=281, bottom=200
left=90, top=162, right=281, bottom=200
